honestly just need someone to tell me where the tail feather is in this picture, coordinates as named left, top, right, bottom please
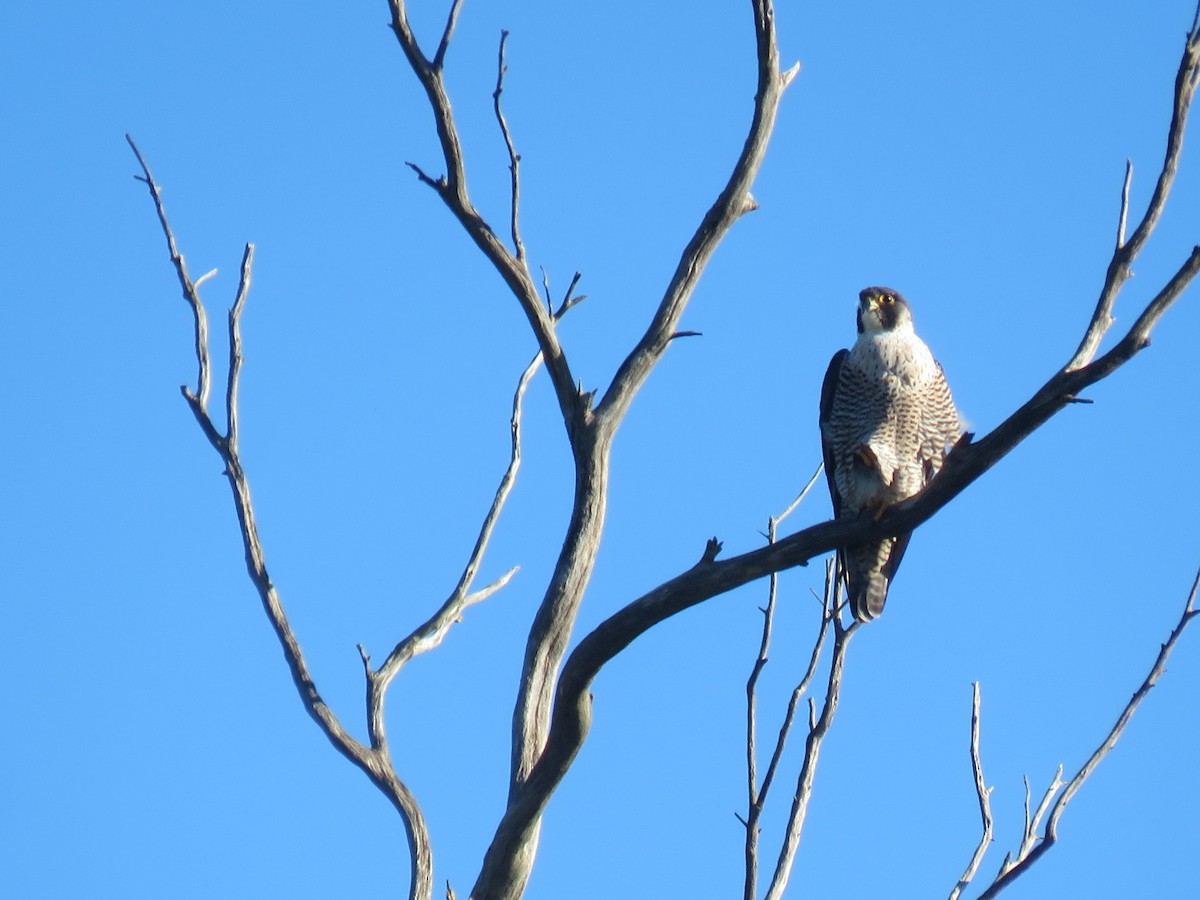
left=847, top=567, right=890, bottom=622
left=844, top=534, right=911, bottom=623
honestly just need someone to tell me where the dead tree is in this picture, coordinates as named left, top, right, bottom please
left=132, top=2, right=1200, bottom=898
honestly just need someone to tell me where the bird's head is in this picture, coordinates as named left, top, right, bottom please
left=856, top=286, right=913, bottom=335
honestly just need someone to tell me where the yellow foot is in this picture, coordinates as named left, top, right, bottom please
left=863, top=499, right=891, bottom=522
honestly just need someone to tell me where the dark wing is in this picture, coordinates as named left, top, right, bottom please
left=818, top=349, right=848, bottom=518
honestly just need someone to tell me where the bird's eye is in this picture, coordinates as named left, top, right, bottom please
left=881, top=293, right=895, bottom=304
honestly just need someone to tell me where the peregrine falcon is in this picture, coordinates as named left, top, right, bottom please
left=819, top=287, right=961, bottom=622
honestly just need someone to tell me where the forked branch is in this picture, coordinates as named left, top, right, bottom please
left=976, top=569, right=1200, bottom=899
left=131, top=132, right=538, bottom=900
left=386, top=0, right=580, bottom=439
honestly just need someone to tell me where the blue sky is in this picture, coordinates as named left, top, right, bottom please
left=3, top=2, right=1199, bottom=897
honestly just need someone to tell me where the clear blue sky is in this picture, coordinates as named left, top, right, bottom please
left=3, top=2, right=1199, bottom=898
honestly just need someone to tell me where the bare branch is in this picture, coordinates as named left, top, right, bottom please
left=432, top=0, right=464, bottom=71
left=225, top=243, right=254, bottom=448
left=374, top=352, right=542, bottom=691
left=594, top=0, right=799, bottom=426
left=764, top=574, right=856, bottom=900
left=776, top=463, right=825, bottom=524
left=493, top=29, right=527, bottom=265
left=742, top=466, right=826, bottom=900
left=539, top=266, right=553, bottom=314
left=745, top=557, right=834, bottom=900
left=948, top=682, right=993, bottom=900
left=554, top=271, right=586, bottom=320
left=1116, top=158, right=1133, bottom=249
left=978, top=568, right=1200, bottom=898
left=386, top=0, right=581, bottom=437
left=127, top=134, right=212, bottom=411
left=1068, top=14, right=1200, bottom=370
left=758, top=564, right=832, bottom=807
left=132, top=137, right=457, bottom=900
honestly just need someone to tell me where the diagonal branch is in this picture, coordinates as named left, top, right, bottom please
left=594, top=1, right=800, bottom=426
left=1067, top=9, right=1200, bottom=370
left=370, top=351, right=542, bottom=700
left=977, top=568, right=1200, bottom=899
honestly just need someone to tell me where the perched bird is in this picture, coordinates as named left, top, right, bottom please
left=819, top=287, right=961, bottom=622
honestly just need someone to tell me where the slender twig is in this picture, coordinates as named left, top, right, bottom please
left=1116, top=159, right=1133, bottom=250
left=373, top=352, right=542, bottom=695
left=493, top=29, right=527, bottom=266
left=758, top=565, right=832, bottom=807
left=978, top=568, right=1200, bottom=899
left=539, top=266, right=553, bottom=314
left=554, top=271, right=586, bottom=320
left=431, top=0, right=464, bottom=71
left=948, top=683, right=993, bottom=900
left=126, top=134, right=212, bottom=412
left=743, top=465, right=826, bottom=900
left=764, top=571, right=857, bottom=900
left=225, top=243, right=254, bottom=448
left=745, top=560, right=833, bottom=900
